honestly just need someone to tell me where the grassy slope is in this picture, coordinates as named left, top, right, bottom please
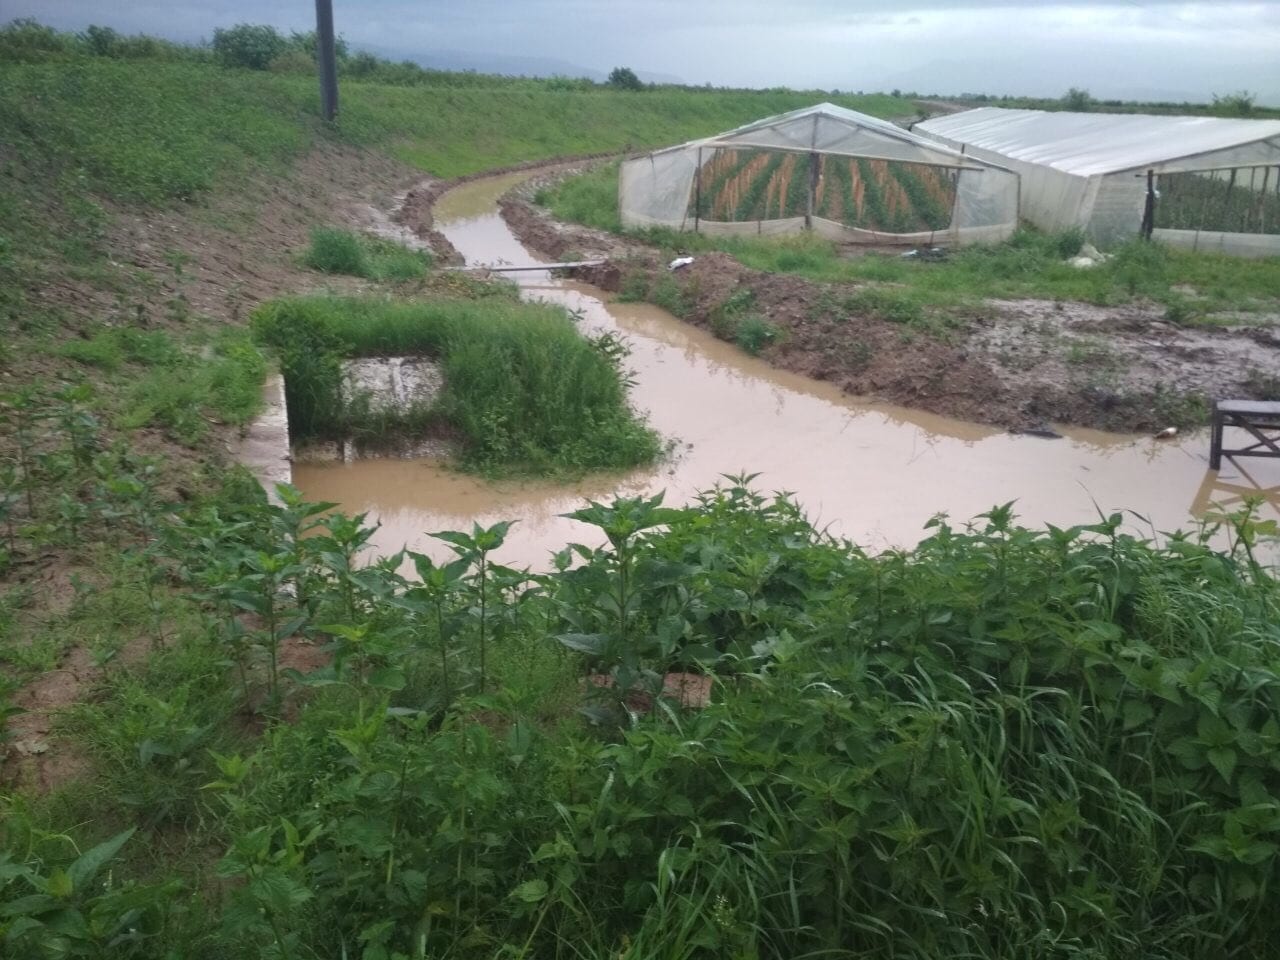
left=0, top=59, right=909, bottom=199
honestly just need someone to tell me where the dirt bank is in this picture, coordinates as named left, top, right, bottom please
left=2, top=143, right=435, bottom=791
left=500, top=191, right=1280, bottom=434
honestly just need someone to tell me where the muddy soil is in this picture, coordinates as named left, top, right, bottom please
left=498, top=191, right=1280, bottom=434
left=3, top=143, right=437, bottom=791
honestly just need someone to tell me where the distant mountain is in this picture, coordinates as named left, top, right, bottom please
left=355, top=43, right=680, bottom=84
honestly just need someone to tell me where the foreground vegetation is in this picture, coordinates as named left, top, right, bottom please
left=541, top=163, right=1280, bottom=321
left=3, top=470, right=1279, bottom=957
left=252, top=295, right=660, bottom=473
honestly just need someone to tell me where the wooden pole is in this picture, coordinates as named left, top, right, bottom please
left=694, top=147, right=702, bottom=234
left=806, top=114, right=819, bottom=231
left=806, top=151, right=818, bottom=230
left=1140, top=169, right=1155, bottom=240
left=1260, top=166, right=1271, bottom=234
left=315, top=0, right=339, bottom=122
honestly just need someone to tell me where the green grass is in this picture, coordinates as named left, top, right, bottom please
left=343, top=86, right=911, bottom=179
left=0, top=58, right=910, bottom=208
left=542, top=163, right=1280, bottom=314
left=52, top=324, right=266, bottom=446
left=57, top=326, right=183, bottom=371
left=5, top=474, right=1279, bottom=958
left=534, top=163, right=624, bottom=233
left=302, top=227, right=433, bottom=281
left=251, top=295, right=660, bottom=474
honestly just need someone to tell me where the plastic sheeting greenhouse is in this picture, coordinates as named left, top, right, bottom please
left=918, top=107, right=1280, bottom=256
left=619, top=103, right=1020, bottom=246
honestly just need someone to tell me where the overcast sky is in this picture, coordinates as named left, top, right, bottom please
left=11, top=1, right=1280, bottom=104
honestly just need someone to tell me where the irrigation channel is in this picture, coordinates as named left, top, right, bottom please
left=291, top=171, right=1280, bottom=570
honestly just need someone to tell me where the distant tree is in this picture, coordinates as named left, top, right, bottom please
left=1212, top=90, right=1256, bottom=116
left=0, top=18, right=75, bottom=60
left=545, top=74, right=596, bottom=92
left=268, top=49, right=314, bottom=74
left=212, top=24, right=288, bottom=70
left=288, top=29, right=349, bottom=61
left=608, top=66, right=644, bottom=91
left=1062, top=87, right=1093, bottom=111
left=346, top=50, right=381, bottom=78
left=80, top=24, right=120, bottom=56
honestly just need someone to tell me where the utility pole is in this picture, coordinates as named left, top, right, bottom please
left=315, top=0, right=339, bottom=121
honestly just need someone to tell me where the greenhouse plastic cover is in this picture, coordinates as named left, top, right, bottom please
left=619, top=103, right=1020, bottom=244
left=918, top=107, right=1280, bottom=253
left=917, top=108, right=1280, bottom=177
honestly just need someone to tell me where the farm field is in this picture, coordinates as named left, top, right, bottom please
left=1, top=18, right=1280, bottom=960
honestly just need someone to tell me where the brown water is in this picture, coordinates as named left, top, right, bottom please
left=293, top=174, right=1280, bottom=570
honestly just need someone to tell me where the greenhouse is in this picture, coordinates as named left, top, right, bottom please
left=619, top=103, right=1020, bottom=246
left=918, top=107, right=1280, bottom=256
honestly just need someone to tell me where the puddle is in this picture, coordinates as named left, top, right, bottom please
left=292, top=174, right=1280, bottom=570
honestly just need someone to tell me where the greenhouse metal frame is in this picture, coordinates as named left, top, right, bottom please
left=918, top=107, right=1280, bottom=256
left=619, top=103, right=1021, bottom=246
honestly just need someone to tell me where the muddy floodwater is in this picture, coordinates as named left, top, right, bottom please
left=293, top=173, right=1280, bottom=570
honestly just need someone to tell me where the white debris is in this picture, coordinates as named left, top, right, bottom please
left=669, top=256, right=694, bottom=271
left=1154, top=426, right=1178, bottom=440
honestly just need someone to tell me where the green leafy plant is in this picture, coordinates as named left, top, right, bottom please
left=0, top=818, right=179, bottom=958
left=734, top=313, right=781, bottom=355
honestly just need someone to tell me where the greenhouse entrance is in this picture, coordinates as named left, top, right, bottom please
left=619, top=103, right=1020, bottom=247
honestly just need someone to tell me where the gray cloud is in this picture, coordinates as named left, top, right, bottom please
left=7, top=1, right=1280, bottom=103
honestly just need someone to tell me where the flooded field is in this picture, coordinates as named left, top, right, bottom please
left=293, top=174, right=1280, bottom=569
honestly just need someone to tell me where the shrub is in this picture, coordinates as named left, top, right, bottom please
left=1053, top=226, right=1087, bottom=259
left=735, top=313, right=781, bottom=355
left=0, top=18, right=75, bottom=61
left=301, top=228, right=431, bottom=281
left=302, top=228, right=368, bottom=276
left=267, top=50, right=314, bottom=74
left=607, top=66, right=643, bottom=91
left=1062, top=86, right=1094, bottom=110
left=212, top=24, right=288, bottom=71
